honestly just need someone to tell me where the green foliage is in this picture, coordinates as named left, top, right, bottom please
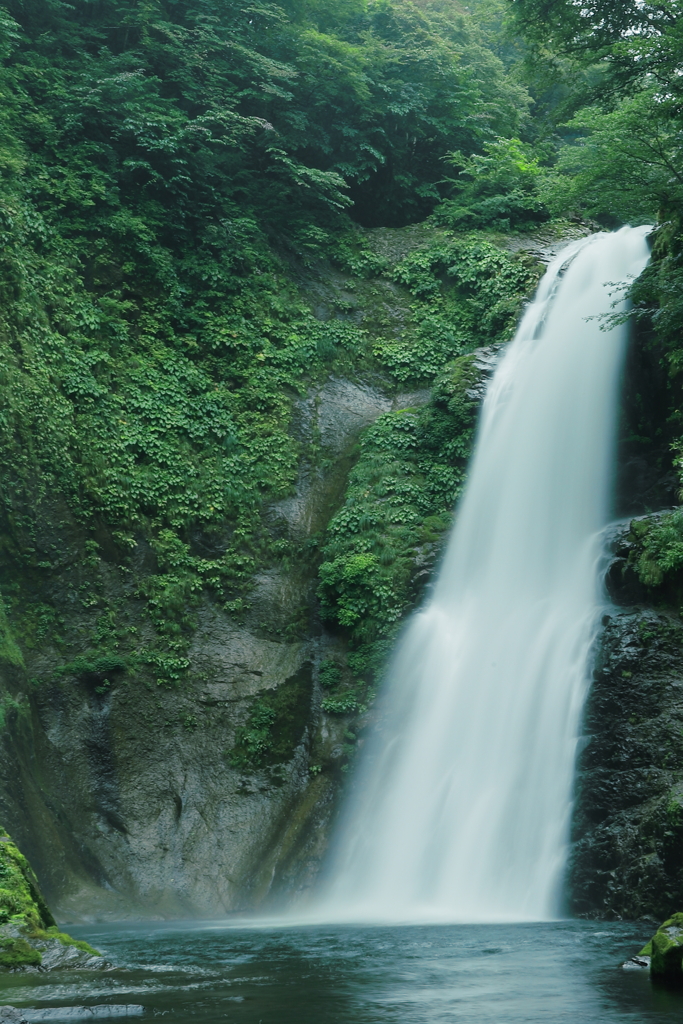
left=631, top=512, right=683, bottom=588
left=436, top=138, right=550, bottom=231
left=374, top=238, right=541, bottom=381
left=0, top=0, right=537, bottom=692
left=55, top=653, right=128, bottom=686
left=33, top=927, right=100, bottom=957
left=317, top=349, right=490, bottom=683
left=0, top=934, right=41, bottom=968
left=321, top=692, right=360, bottom=714
left=0, top=829, right=96, bottom=968
left=273, top=0, right=529, bottom=226
left=510, top=0, right=683, bottom=514
left=512, top=0, right=683, bottom=101
left=0, top=830, right=55, bottom=933
left=318, top=659, right=342, bottom=689
left=539, top=91, right=676, bottom=225
left=0, top=597, right=23, bottom=670
left=229, top=663, right=313, bottom=769
left=0, top=695, right=22, bottom=732
left=230, top=703, right=278, bottom=768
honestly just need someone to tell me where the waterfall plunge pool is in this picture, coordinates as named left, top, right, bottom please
left=1, top=920, right=682, bottom=1023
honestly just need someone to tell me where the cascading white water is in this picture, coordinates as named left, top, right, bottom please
left=314, top=226, right=652, bottom=924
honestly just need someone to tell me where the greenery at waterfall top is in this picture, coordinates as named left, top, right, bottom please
left=505, top=0, right=683, bottom=589
left=0, top=0, right=550, bottom=688
left=311, top=0, right=683, bottom=693
left=1, top=0, right=683, bottom=705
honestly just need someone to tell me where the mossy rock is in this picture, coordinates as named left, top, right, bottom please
left=0, top=830, right=55, bottom=933
left=0, top=828, right=101, bottom=970
left=642, top=913, right=683, bottom=986
left=0, top=935, right=41, bottom=969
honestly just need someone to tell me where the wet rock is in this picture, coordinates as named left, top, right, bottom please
left=622, top=954, right=651, bottom=969
left=0, top=1008, right=28, bottom=1023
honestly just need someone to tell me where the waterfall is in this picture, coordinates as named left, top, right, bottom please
left=314, top=226, right=652, bottom=924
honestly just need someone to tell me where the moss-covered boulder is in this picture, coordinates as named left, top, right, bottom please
left=640, top=913, right=683, bottom=986
left=0, top=828, right=103, bottom=971
left=0, top=829, right=55, bottom=933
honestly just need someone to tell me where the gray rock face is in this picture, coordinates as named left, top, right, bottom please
left=0, top=1008, right=28, bottom=1023
left=5, top=631, right=320, bottom=920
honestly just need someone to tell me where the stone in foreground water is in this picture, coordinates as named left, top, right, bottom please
left=640, top=913, right=683, bottom=986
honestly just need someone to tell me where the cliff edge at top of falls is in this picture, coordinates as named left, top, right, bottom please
left=0, top=828, right=105, bottom=971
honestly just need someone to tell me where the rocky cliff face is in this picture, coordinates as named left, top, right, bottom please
left=566, top=296, right=683, bottom=921
left=569, top=520, right=683, bottom=920
left=0, top=372, right=432, bottom=922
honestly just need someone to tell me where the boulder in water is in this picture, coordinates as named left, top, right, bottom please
left=640, top=913, right=683, bottom=986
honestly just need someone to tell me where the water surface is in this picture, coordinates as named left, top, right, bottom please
left=1, top=920, right=681, bottom=1022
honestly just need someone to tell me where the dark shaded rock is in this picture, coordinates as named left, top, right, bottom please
left=569, top=529, right=683, bottom=918
left=614, top=319, right=679, bottom=518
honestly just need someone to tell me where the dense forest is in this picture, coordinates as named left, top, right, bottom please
left=0, top=0, right=683, bottom=917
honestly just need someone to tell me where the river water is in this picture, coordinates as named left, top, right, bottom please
left=0, top=920, right=682, bottom=1022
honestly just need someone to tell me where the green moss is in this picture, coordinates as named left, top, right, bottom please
left=0, top=598, right=23, bottom=670
left=55, top=653, right=128, bottom=691
left=630, top=511, right=683, bottom=588
left=0, top=935, right=41, bottom=968
left=646, top=913, right=683, bottom=985
left=318, top=660, right=343, bottom=690
left=0, top=831, right=55, bottom=932
left=321, top=693, right=360, bottom=715
left=33, top=926, right=100, bottom=957
left=0, top=828, right=101, bottom=969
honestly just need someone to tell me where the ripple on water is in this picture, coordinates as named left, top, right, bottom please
left=0, top=920, right=682, bottom=1024
left=23, top=1008, right=144, bottom=1021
